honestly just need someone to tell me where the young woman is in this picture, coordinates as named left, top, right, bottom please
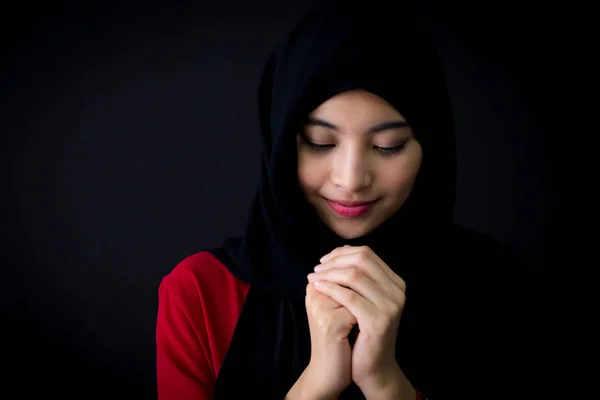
left=156, top=1, right=557, bottom=398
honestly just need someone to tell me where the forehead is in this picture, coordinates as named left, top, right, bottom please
left=309, top=89, right=405, bottom=121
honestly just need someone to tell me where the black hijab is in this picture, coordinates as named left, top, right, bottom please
left=208, top=0, right=526, bottom=398
left=212, top=0, right=456, bottom=296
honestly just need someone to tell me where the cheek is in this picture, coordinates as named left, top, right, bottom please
left=380, top=149, right=422, bottom=193
left=297, top=154, right=328, bottom=193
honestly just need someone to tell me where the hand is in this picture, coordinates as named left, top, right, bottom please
left=307, top=245, right=412, bottom=396
left=286, top=282, right=357, bottom=399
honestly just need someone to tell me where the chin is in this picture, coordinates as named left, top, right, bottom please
left=328, top=224, right=372, bottom=240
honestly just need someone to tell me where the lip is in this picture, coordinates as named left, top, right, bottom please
left=325, top=198, right=378, bottom=218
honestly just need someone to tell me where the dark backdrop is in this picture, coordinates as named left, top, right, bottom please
left=2, top=0, right=579, bottom=398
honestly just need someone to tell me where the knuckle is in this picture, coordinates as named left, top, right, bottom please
left=393, top=288, right=406, bottom=304
left=356, top=251, right=369, bottom=264
left=347, top=267, right=361, bottom=282
left=400, top=279, right=407, bottom=290
left=385, top=299, right=402, bottom=315
left=397, top=289, right=406, bottom=303
left=345, top=290, right=359, bottom=307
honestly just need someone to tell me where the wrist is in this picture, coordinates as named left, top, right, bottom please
left=357, top=364, right=416, bottom=400
left=287, top=366, right=342, bottom=400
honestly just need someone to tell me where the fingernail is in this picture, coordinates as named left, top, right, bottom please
left=307, top=273, right=316, bottom=281
left=320, top=254, right=330, bottom=263
left=314, top=264, right=325, bottom=271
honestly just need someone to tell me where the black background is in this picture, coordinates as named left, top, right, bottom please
left=2, top=0, right=582, bottom=397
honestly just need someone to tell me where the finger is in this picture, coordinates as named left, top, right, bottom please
left=316, top=252, right=401, bottom=297
left=308, top=267, right=388, bottom=309
left=306, top=282, right=343, bottom=310
left=319, top=244, right=353, bottom=263
left=328, top=307, right=357, bottom=341
left=333, top=306, right=358, bottom=327
left=312, top=280, right=376, bottom=324
left=320, top=246, right=406, bottom=291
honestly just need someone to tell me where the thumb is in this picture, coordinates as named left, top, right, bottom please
left=330, top=307, right=357, bottom=341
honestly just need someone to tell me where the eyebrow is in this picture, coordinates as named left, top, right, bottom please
left=305, top=117, right=410, bottom=133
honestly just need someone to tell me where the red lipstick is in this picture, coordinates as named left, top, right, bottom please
left=326, top=198, right=378, bottom=218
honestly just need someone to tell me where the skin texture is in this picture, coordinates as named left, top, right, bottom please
left=296, top=89, right=423, bottom=240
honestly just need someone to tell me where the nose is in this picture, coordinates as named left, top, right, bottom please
left=330, top=145, right=372, bottom=191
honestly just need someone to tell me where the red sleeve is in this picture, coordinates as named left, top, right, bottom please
left=156, top=251, right=250, bottom=400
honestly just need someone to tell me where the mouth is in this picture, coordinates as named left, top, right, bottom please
left=324, top=197, right=379, bottom=218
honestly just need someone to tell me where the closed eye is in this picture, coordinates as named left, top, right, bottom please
left=304, top=141, right=407, bottom=156
left=375, top=142, right=407, bottom=155
left=305, top=142, right=334, bottom=152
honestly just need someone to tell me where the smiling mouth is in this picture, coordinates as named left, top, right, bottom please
left=324, top=197, right=379, bottom=218
left=326, top=199, right=377, bottom=206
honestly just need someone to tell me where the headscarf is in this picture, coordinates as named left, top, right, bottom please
left=209, top=0, right=457, bottom=397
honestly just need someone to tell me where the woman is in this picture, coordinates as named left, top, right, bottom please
left=156, top=1, right=557, bottom=399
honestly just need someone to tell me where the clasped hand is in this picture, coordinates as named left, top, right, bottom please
left=307, top=245, right=409, bottom=394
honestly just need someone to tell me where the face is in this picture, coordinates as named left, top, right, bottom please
left=296, top=89, right=423, bottom=239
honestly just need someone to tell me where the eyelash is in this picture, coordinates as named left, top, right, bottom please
left=305, top=142, right=407, bottom=156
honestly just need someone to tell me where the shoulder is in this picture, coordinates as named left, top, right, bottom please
left=445, top=223, right=514, bottom=253
left=438, top=224, right=554, bottom=323
left=430, top=223, right=546, bottom=304
left=160, top=250, right=250, bottom=309
left=162, top=250, right=246, bottom=288
left=443, top=223, right=535, bottom=269
left=156, top=251, right=251, bottom=389
left=432, top=225, right=559, bottom=396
